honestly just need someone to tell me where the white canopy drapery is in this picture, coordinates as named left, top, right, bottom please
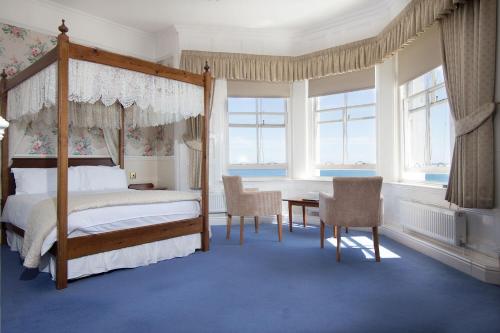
left=7, top=59, right=204, bottom=128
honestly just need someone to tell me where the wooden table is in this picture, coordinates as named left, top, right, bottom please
left=128, top=183, right=168, bottom=190
left=283, top=198, right=319, bottom=232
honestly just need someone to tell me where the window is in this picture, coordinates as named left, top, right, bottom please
left=400, top=66, right=453, bottom=185
left=313, top=88, right=376, bottom=177
left=227, top=97, right=288, bottom=177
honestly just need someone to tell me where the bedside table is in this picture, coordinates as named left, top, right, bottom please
left=128, top=183, right=168, bottom=190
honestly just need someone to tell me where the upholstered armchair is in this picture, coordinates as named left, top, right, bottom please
left=222, top=176, right=283, bottom=245
left=319, top=177, right=383, bottom=262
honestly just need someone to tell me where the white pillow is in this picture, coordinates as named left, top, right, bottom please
left=77, top=166, right=128, bottom=191
left=12, top=167, right=82, bottom=194
left=12, top=168, right=54, bottom=195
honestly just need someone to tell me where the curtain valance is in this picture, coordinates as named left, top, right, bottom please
left=180, top=0, right=468, bottom=82
left=7, top=59, right=204, bottom=127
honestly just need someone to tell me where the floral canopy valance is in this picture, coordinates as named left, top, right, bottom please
left=7, top=59, right=204, bottom=128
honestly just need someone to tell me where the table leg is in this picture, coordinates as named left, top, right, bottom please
left=302, top=205, right=306, bottom=227
left=288, top=202, right=293, bottom=232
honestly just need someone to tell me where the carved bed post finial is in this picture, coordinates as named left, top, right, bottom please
left=204, top=61, right=210, bottom=73
left=58, top=19, right=69, bottom=35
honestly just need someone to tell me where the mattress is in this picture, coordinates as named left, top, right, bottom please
left=2, top=189, right=204, bottom=279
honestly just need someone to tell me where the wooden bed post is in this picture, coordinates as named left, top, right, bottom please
left=118, top=105, right=125, bottom=169
left=200, top=62, right=212, bottom=251
left=1, top=69, right=8, bottom=244
left=56, top=20, right=70, bottom=290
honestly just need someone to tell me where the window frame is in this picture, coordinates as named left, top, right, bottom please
left=399, top=66, right=453, bottom=183
left=312, top=88, right=377, bottom=174
left=226, top=97, right=289, bottom=177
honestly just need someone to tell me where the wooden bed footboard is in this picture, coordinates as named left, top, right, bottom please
left=2, top=215, right=204, bottom=266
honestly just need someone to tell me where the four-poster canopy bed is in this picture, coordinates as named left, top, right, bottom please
left=0, top=20, right=213, bottom=289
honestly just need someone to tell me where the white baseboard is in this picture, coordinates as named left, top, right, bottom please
left=381, top=225, right=500, bottom=285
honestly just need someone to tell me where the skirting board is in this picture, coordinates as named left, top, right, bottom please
left=381, top=225, right=500, bottom=285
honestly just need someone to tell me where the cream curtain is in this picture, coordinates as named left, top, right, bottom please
left=209, top=79, right=227, bottom=190
left=183, top=115, right=203, bottom=189
left=441, top=0, right=497, bottom=208
left=180, top=0, right=470, bottom=81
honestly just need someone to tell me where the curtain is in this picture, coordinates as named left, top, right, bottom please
left=209, top=79, right=227, bottom=190
left=441, top=0, right=497, bottom=208
left=8, top=121, right=28, bottom=165
left=183, top=115, right=202, bottom=189
left=180, top=0, right=470, bottom=82
left=102, top=128, right=119, bottom=166
left=0, top=116, right=8, bottom=141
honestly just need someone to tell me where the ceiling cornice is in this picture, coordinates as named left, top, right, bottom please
left=2, top=0, right=412, bottom=61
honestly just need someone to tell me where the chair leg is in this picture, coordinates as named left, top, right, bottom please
left=302, top=205, right=306, bottom=227
left=240, top=216, right=244, bottom=245
left=277, top=214, right=283, bottom=242
left=333, top=225, right=337, bottom=238
left=254, top=216, right=259, bottom=233
left=320, top=220, right=325, bottom=249
left=336, top=226, right=341, bottom=262
left=345, top=227, right=349, bottom=234
left=288, top=202, right=293, bottom=232
left=226, top=214, right=232, bottom=240
left=373, top=226, right=381, bottom=262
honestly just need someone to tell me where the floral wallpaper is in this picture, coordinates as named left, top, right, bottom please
left=1, top=22, right=174, bottom=157
left=0, top=23, right=56, bottom=78
left=125, top=122, right=174, bottom=156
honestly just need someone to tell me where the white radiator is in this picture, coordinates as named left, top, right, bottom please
left=400, top=200, right=466, bottom=246
left=209, top=191, right=226, bottom=213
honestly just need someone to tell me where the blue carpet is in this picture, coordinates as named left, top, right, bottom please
left=2, top=224, right=500, bottom=333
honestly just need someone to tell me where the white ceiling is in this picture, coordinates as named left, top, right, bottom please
left=49, top=0, right=410, bottom=33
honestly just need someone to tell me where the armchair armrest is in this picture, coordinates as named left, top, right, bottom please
left=319, top=192, right=335, bottom=224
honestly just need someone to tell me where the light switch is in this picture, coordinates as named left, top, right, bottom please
left=129, top=171, right=137, bottom=180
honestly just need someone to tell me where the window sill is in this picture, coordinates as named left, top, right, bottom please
left=384, top=180, right=447, bottom=190
left=239, top=177, right=291, bottom=182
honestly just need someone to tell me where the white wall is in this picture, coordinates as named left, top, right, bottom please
left=290, top=81, right=310, bottom=179
left=375, top=58, right=399, bottom=182
left=125, top=157, right=176, bottom=189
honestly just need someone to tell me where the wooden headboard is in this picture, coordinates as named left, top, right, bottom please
left=7, top=157, right=115, bottom=196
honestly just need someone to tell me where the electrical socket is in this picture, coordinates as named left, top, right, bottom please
left=129, top=172, right=136, bottom=180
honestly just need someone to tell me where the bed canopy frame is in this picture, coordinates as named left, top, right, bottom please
left=0, top=21, right=212, bottom=289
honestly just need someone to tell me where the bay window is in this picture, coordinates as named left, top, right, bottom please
left=313, top=88, right=377, bottom=177
left=227, top=97, right=288, bottom=177
left=400, top=66, right=453, bottom=185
